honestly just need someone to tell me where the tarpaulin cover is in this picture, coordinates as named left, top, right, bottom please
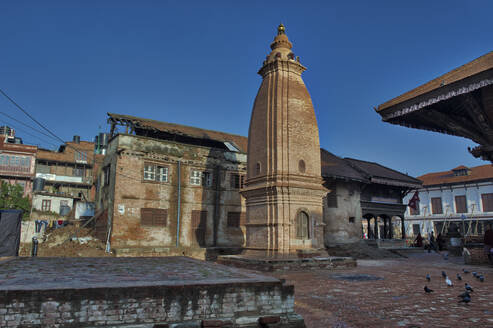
left=0, top=210, right=23, bottom=256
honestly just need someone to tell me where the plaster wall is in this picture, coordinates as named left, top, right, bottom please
left=323, top=180, right=362, bottom=246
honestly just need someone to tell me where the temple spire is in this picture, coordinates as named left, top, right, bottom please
left=277, top=23, right=285, bottom=35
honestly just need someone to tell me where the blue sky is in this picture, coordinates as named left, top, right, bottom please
left=0, top=1, right=491, bottom=177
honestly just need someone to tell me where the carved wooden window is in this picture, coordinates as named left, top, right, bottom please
left=481, top=193, right=493, bottom=212
left=455, top=195, right=467, bottom=214
left=141, top=208, right=167, bottom=226
left=431, top=197, right=443, bottom=214
left=296, top=211, right=310, bottom=239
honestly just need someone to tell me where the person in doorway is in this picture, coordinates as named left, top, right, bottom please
left=428, top=231, right=439, bottom=254
left=437, top=233, right=444, bottom=251
left=484, top=223, right=493, bottom=265
left=414, top=232, right=423, bottom=247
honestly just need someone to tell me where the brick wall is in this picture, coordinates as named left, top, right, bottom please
left=0, top=283, right=303, bottom=327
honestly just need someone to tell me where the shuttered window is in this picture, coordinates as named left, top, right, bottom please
left=431, top=197, right=443, bottom=214
left=455, top=195, right=467, bottom=213
left=227, top=212, right=245, bottom=228
left=191, top=210, right=207, bottom=247
left=140, top=208, right=167, bottom=226
left=481, top=193, right=493, bottom=212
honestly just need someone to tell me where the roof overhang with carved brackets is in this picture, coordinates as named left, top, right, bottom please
left=376, top=51, right=493, bottom=163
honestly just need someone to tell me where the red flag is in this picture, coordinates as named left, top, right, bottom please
left=408, top=191, right=420, bottom=210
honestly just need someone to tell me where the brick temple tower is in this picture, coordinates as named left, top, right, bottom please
left=242, top=24, right=326, bottom=256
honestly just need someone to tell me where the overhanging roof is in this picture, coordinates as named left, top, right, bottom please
left=375, top=51, right=493, bottom=162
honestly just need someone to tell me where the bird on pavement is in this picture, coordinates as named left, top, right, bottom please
left=479, top=275, right=484, bottom=282
left=463, top=269, right=469, bottom=274
left=426, top=274, right=431, bottom=282
left=443, top=253, right=449, bottom=260
left=472, top=272, right=477, bottom=277
left=465, top=283, right=474, bottom=292
left=458, top=291, right=470, bottom=299
left=457, top=273, right=462, bottom=281
left=442, top=271, right=447, bottom=278
left=446, top=277, right=453, bottom=287
left=424, top=286, right=434, bottom=293
left=458, top=294, right=471, bottom=304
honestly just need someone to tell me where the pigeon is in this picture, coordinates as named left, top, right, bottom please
left=463, top=269, right=470, bottom=274
left=472, top=272, right=477, bottom=277
left=443, top=253, right=449, bottom=260
left=456, top=273, right=462, bottom=281
left=458, top=291, right=470, bottom=299
left=442, top=271, right=447, bottom=278
left=424, top=286, right=434, bottom=293
left=446, top=277, right=453, bottom=287
left=458, top=294, right=471, bottom=304
left=426, top=274, right=431, bottom=282
left=479, top=275, right=484, bottom=282
left=465, top=283, right=474, bottom=292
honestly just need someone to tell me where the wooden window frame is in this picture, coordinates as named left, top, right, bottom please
left=230, top=173, right=245, bottom=189
left=41, top=199, right=51, bottom=212
left=140, top=208, right=168, bottom=226
left=431, top=197, right=443, bottom=215
left=296, top=211, right=310, bottom=240
left=143, top=163, right=169, bottom=183
left=455, top=195, right=467, bottom=214
left=190, top=170, right=202, bottom=186
left=481, top=193, right=493, bottom=212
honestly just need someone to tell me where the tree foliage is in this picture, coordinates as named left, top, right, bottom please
left=0, top=181, right=31, bottom=217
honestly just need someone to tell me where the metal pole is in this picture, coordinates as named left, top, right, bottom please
left=176, top=160, right=181, bottom=247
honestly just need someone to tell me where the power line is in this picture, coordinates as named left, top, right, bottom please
left=0, top=88, right=68, bottom=146
left=0, top=119, right=60, bottom=148
left=0, top=111, right=60, bottom=142
left=0, top=87, right=144, bottom=183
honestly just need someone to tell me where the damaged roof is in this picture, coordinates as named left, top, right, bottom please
left=108, top=113, right=248, bottom=153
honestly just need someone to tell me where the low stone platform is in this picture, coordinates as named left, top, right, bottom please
left=0, top=257, right=305, bottom=327
left=217, top=255, right=356, bottom=272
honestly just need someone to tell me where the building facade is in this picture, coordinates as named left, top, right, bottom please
left=97, top=113, right=247, bottom=253
left=403, top=164, right=493, bottom=238
left=0, top=135, right=37, bottom=197
left=321, top=149, right=422, bottom=245
left=33, top=137, right=101, bottom=217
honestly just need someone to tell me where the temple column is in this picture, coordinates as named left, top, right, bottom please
left=374, top=216, right=379, bottom=239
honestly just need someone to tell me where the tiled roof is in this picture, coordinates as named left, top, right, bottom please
left=377, top=50, right=493, bottom=111
left=344, top=157, right=422, bottom=186
left=320, top=149, right=368, bottom=182
left=107, top=113, right=248, bottom=153
left=320, top=149, right=421, bottom=187
left=418, top=164, right=493, bottom=187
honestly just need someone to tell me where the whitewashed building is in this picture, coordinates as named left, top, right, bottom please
left=403, top=165, right=493, bottom=238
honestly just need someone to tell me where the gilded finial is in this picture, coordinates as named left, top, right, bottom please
left=277, top=23, right=285, bottom=35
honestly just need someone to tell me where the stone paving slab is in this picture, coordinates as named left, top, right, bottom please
left=269, top=252, right=493, bottom=328
left=0, top=256, right=278, bottom=291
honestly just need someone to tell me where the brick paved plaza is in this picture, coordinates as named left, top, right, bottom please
left=271, top=252, right=493, bottom=328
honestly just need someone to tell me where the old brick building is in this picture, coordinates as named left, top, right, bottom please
left=0, top=134, right=37, bottom=197
left=97, top=113, right=247, bottom=255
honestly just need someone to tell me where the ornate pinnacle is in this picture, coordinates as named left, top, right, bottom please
left=277, top=23, right=285, bottom=35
